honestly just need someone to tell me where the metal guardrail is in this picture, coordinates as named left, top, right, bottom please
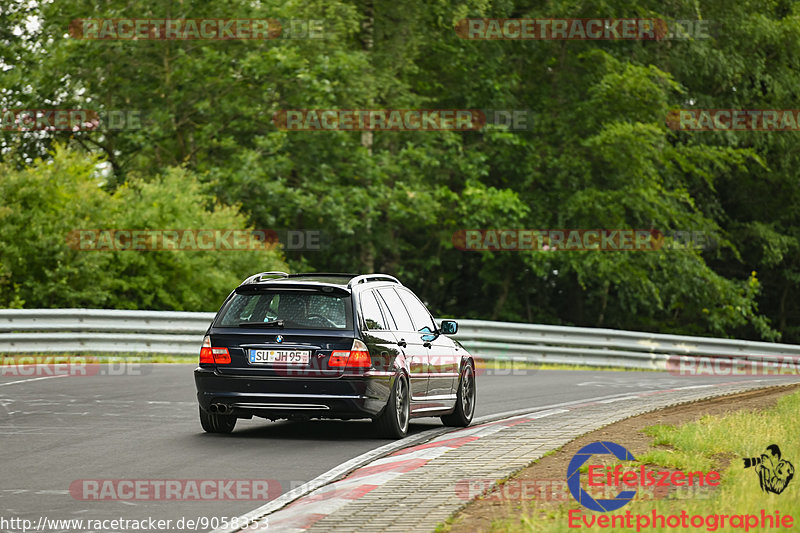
left=454, top=320, right=800, bottom=370
left=2, top=309, right=800, bottom=370
left=0, top=309, right=214, bottom=355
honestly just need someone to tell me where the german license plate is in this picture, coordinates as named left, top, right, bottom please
left=249, top=349, right=310, bottom=364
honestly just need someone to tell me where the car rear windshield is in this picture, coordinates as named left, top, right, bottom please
left=215, top=290, right=353, bottom=330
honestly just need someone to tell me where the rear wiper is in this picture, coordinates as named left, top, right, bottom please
left=238, top=320, right=285, bottom=328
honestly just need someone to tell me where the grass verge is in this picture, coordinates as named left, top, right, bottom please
left=453, top=389, right=800, bottom=532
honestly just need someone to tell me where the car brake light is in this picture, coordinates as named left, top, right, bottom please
left=329, top=339, right=371, bottom=368
left=199, top=336, right=231, bottom=365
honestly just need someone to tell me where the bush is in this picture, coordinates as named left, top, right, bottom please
left=0, top=146, right=287, bottom=311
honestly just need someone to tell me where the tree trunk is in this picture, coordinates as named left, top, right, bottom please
left=596, top=281, right=610, bottom=327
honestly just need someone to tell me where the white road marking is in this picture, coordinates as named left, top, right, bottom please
left=0, top=375, right=69, bottom=387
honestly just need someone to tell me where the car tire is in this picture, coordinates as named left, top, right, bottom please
left=374, top=374, right=410, bottom=438
left=199, top=406, right=237, bottom=434
left=441, top=363, right=475, bottom=427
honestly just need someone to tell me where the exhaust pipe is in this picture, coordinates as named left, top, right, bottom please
left=211, top=403, right=229, bottom=414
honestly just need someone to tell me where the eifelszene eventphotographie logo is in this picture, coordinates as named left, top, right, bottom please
left=566, top=440, right=795, bottom=531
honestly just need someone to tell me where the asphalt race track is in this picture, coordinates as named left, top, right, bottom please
left=0, top=365, right=780, bottom=530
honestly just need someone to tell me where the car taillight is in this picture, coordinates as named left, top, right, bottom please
left=329, top=339, right=371, bottom=369
left=211, top=347, right=231, bottom=364
left=200, top=336, right=214, bottom=364
left=199, top=336, right=231, bottom=365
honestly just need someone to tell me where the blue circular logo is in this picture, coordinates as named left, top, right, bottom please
left=567, top=441, right=637, bottom=512
left=276, top=335, right=283, bottom=343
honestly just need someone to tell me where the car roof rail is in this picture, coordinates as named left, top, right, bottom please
left=241, top=271, right=289, bottom=284
left=346, top=274, right=400, bottom=288
left=287, top=272, right=359, bottom=279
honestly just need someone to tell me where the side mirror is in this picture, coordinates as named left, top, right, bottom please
left=440, top=320, right=458, bottom=335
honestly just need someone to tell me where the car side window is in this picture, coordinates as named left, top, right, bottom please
left=377, top=288, right=415, bottom=332
left=397, top=289, right=436, bottom=332
left=373, top=291, right=397, bottom=330
left=360, top=291, right=388, bottom=331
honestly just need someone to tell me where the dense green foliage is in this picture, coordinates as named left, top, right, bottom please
left=1, top=0, right=798, bottom=340
left=0, top=147, right=286, bottom=310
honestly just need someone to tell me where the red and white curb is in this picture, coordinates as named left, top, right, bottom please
left=217, top=379, right=795, bottom=533
left=264, top=409, right=567, bottom=531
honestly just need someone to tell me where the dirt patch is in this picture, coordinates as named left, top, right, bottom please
left=445, top=384, right=800, bottom=533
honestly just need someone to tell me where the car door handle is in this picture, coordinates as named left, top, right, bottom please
left=397, top=339, right=407, bottom=348
left=423, top=341, right=432, bottom=348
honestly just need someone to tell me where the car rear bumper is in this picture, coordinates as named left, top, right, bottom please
left=194, top=367, right=392, bottom=419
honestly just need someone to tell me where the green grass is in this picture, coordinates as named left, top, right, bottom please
left=457, top=389, right=800, bottom=532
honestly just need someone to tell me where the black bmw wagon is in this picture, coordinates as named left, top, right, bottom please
left=194, top=272, right=476, bottom=438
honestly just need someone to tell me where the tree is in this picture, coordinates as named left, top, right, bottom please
left=0, top=146, right=286, bottom=310
left=3, top=0, right=795, bottom=341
